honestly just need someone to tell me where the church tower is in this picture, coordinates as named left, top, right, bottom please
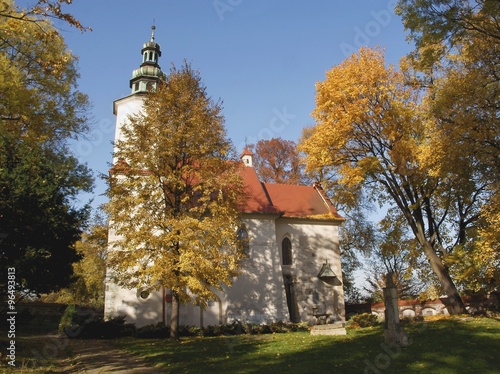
left=112, top=25, right=166, bottom=158
left=105, top=27, right=168, bottom=326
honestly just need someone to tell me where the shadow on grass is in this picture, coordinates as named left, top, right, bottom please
left=115, top=317, right=500, bottom=374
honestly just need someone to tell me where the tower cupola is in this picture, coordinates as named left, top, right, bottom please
left=130, top=25, right=166, bottom=94
left=240, top=147, right=254, bottom=167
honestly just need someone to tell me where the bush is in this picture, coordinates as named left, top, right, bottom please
left=133, top=320, right=309, bottom=339
left=136, top=322, right=169, bottom=338
left=79, top=316, right=136, bottom=339
left=59, top=304, right=96, bottom=338
left=349, top=313, right=379, bottom=328
left=59, top=312, right=317, bottom=340
left=401, top=315, right=424, bottom=324
left=59, top=305, right=135, bottom=339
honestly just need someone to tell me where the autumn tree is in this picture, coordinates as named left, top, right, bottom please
left=249, top=137, right=308, bottom=184
left=298, top=136, right=379, bottom=304
left=364, top=209, right=428, bottom=303
left=396, top=0, right=500, bottom=187
left=41, top=213, right=108, bottom=307
left=396, top=0, right=500, bottom=59
left=106, top=62, right=245, bottom=340
left=299, top=48, right=493, bottom=314
left=0, top=0, right=90, bottom=32
left=397, top=0, right=500, bottom=292
left=0, top=0, right=93, bottom=299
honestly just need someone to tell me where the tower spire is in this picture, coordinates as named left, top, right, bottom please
left=151, top=21, right=156, bottom=42
left=129, top=25, right=166, bottom=94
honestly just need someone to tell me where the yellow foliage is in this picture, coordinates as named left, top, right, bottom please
left=106, top=63, right=245, bottom=306
left=0, top=1, right=87, bottom=143
left=299, top=47, right=424, bottom=208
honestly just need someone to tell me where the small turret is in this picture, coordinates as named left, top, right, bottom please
left=240, top=147, right=254, bottom=167
left=130, top=25, right=166, bottom=94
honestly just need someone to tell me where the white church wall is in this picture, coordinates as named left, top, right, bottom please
left=104, top=222, right=166, bottom=327
left=275, top=219, right=345, bottom=324
left=174, top=289, right=224, bottom=327
left=112, top=94, right=145, bottom=162
left=224, top=215, right=287, bottom=324
left=104, top=278, right=164, bottom=327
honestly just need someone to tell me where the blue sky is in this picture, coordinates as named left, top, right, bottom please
left=55, top=0, right=413, bottom=209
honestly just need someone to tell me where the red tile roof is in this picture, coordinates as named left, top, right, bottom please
left=239, top=166, right=343, bottom=221
left=240, top=147, right=254, bottom=157
left=239, top=166, right=280, bottom=214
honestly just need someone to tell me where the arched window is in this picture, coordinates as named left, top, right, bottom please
left=282, top=237, right=292, bottom=265
left=237, top=227, right=249, bottom=254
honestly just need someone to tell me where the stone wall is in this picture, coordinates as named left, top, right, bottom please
left=369, top=293, right=500, bottom=320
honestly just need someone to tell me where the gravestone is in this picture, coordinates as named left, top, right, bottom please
left=383, top=272, right=409, bottom=346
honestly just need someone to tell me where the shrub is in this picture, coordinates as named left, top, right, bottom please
left=59, top=305, right=135, bottom=339
left=79, top=316, right=136, bottom=339
left=349, top=313, right=379, bottom=328
left=136, top=322, right=169, bottom=338
left=59, top=304, right=97, bottom=338
left=133, top=321, right=309, bottom=339
left=401, top=315, right=424, bottom=324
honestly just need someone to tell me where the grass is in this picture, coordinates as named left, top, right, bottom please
left=114, top=316, right=500, bottom=374
left=0, top=315, right=67, bottom=373
left=1, top=316, right=499, bottom=373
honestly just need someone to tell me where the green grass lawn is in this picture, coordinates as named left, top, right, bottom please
left=1, top=316, right=499, bottom=373
left=0, top=315, right=67, bottom=373
left=114, top=317, right=500, bottom=374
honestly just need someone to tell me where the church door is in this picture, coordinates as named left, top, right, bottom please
left=283, top=274, right=299, bottom=322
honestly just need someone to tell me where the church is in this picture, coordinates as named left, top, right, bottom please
left=104, top=27, right=346, bottom=328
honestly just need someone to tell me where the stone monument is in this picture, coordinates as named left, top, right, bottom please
left=383, top=272, right=409, bottom=346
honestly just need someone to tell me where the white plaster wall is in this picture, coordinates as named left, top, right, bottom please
left=104, top=279, right=163, bottom=327
left=112, top=94, right=144, bottom=162
left=275, top=218, right=345, bottom=323
left=224, top=215, right=287, bottom=324
left=175, top=291, right=224, bottom=327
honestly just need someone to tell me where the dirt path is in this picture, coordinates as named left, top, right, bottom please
left=28, top=335, right=164, bottom=373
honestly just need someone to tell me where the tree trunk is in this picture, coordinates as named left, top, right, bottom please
left=422, top=242, right=467, bottom=314
left=170, top=291, right=180, bottom=340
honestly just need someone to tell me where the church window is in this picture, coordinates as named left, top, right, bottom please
left=137, top=288, right=150, bottom=300
left=237, top=227, right=249, bottom=254
left=282, top=237, right=292, bottom=265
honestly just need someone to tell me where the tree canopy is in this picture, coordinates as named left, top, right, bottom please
left=396, top=0, right=500, bottom=64
left=106, top=62, right=245, bottom=339
left=0, top=0, right=90, bottom=32
left=397, top=0, right=500, bottom=293
left=249, top=137, right=308, bottom=185
left=0, top=0, right=92, bottom=298
left=41, top=213, right=108, bottom=307
left=299, top=47, right=495, bottom=313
